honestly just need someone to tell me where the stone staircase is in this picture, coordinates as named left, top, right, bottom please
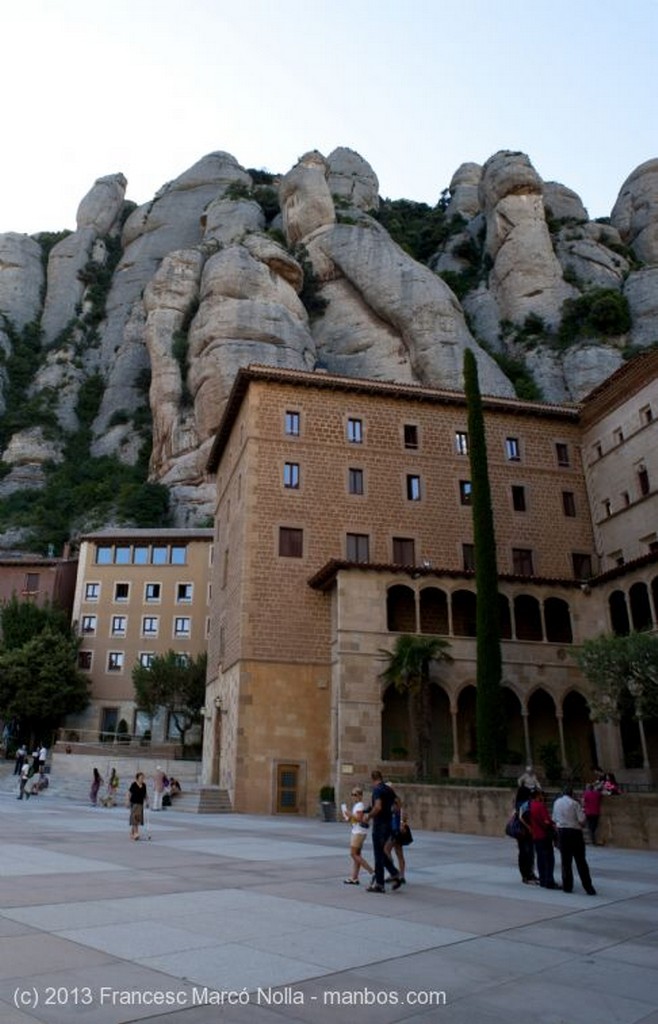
left=197, top=786, right=233, bottom=813
left=1, top=758, right=232, bottom=814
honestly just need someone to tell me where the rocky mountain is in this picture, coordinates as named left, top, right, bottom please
left=0, top=146, right=656, bottom=549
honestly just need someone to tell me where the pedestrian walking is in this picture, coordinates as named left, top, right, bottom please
left=341, top=786, right=374, bottom=885
left=363, top=770, right=402, bottom=893
left=127, top=772, right=149, bottom=840
left=90, top=768, right=103, bottom=806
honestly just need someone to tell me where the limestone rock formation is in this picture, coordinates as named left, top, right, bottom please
left=0, top=144, right=657, bottom=542
left=611, top=158, right=658, bottom=263
left=41, top=173, right=127, bottom=346
left=0, top=233, right=43, bottom=329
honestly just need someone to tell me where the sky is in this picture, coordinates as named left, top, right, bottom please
left=2, top=0, right=657, bottom=234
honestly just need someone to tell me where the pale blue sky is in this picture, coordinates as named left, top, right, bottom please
left=3, top=0, right=657, bottom=234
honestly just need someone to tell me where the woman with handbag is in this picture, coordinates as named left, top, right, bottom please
left=527, top=789, right=559, bottom=889
left=386, top=806, right=413, bottom=885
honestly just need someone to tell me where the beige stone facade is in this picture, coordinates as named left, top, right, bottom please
left=68, top=528, right=213, bottom=743
left=205, top=363, right=658, bottom=815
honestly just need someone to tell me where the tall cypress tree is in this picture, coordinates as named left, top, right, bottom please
left=463, top=349, right=505, bottom=775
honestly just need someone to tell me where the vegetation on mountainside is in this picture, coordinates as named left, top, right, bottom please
left=374, top=193, right=463, bottom=263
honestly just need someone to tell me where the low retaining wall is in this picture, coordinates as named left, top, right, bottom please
left=395, top=785, right=658, bottom=851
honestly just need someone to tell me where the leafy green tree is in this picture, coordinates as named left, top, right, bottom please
left=575, top=631, right=658, bottom=721
left=380, top=634, right=452, bottom=780
left=0, top=594, right=70, bottom=649
left=0, top=630, right=90, bottom=746
left=464, top=348, right=506, bottom=775
left=132, top=650, right=207, bottom=750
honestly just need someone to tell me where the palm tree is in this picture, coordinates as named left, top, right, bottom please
left=380, top=634, right=452, bottom=780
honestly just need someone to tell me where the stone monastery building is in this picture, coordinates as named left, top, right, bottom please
left=202, top=352, right=658, bottom=815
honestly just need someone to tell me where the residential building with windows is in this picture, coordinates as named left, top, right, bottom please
left=204, top=364, right=658, bottom=816
left=580, top=349, right=658, bottom=569
left=68, top=529, right=213, bottom=743
left=0, top=548, right=77, bottom=618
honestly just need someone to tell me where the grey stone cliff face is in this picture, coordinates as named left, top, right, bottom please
left=0, top=145, right=657, bottom=534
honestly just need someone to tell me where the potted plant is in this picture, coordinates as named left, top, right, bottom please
left=319, top=785, right=336, bottom=822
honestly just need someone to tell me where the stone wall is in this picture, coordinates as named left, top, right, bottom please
left=394, top=784, right=658, bottom=850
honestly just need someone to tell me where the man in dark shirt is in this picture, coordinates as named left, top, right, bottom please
left=364, top=770, right=402, bottom=893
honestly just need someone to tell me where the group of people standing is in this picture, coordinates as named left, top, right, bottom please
left=342, top=770, right=411, bottom=893
left=15, top=744, right=48, bottom=800
left=513, top=766, right=597, bottom=895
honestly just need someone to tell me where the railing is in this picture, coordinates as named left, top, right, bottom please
left=54, top=728, right=202, bottom=760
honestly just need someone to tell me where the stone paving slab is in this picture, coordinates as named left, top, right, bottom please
left=0, top=791, right=656, bottom=1024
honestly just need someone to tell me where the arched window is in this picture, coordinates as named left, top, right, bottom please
left=499, top=594, right=513, bottom=640
left=514, top=594, right=543, bottom=641
left=386, top=585, right=416, bottom=632
left=629, top=582, right=653, bottom=631
left=544, top=597, right=573, bottom=644
left=419, top=587, right=449, bottom=634
left=452, top=590, right=477, bottom=637
left=609, top=590, right=630, bottom=636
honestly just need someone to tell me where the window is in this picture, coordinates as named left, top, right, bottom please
left=622, top=491, right=630, bottom=507
left=115, top=545, right=131, bottom=565
left=555, top=442, right=570, bottom=467
left=85, top=582, right=100, bottom=601
left=595, top=442, right=603, bottom=459
left=152, top=545, right=168, bottom=565
left=347, top=417, right=363, bottom=444
left=111, top=615, right=127, bottom=637
left=142, top=616, right=159, bottom=637
left=107, top=652, right=124, bottom=672
left=603, top=499, right=612, bottom=517
left=96, top=545, right=112, bottom=565
left=283, top=462, right=300, bottom=489
left=406, top=475, right=421, bottom=501
left=562, top=491, right=576, bottom=517
left=81, top=615, right=97, bottom=635
left=174, top=616, right=191, bottom=638
left=78, top=651, right=92, bottom=670
left=177, top=583, right=193, bottom=603
left=640, top=404, right=653, bottom=425
left=24, top=573, right=40, bottom=595
left=512, top=485, right=526, bottom=512
left=638, top=465, right=650, bottom=497
left=455, top=431, right=469, bottom=455
left=114, top=582, right=129, bottom=602
left=285, top=410, right=300, bottom=436
left=462, top=543, right=475, bottom=572
left=392, top=537, right=415, bottom=565
left=133, top=545, right=149, bottom=565
left=139, top=653, right=154, bottom=668
left=572, top=553, right=593, bottom=579
left=506, top=437, right=520, bottom=461
left=346, top=533, right=370, bottom=563
left=279, top=527, right=303, bottom=558
left=512, top=548, right=534, bottom=576
left=459, top=480, right=472, bottom=505
left=614, top=428, right=624, bottom=446
left=145, top=583, right=161, bottom=602
left=404, top=424, right=418, bottom=449
left=348, top=468, right=364, bottom=495
left=170, top=546, right=186, bottom=565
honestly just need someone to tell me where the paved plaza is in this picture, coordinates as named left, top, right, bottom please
left=0, top=788, right=656, bottom=1024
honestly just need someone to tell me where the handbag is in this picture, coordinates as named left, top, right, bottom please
left=398, top=822, right=414, bottom=846
left=505, top=811, right=525, bottom=840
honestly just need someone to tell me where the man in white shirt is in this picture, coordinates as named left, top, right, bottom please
left=552, top=786, right=596, bottom=895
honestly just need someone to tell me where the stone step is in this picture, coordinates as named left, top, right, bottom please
left=197, top=786, right=232, bottom=814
